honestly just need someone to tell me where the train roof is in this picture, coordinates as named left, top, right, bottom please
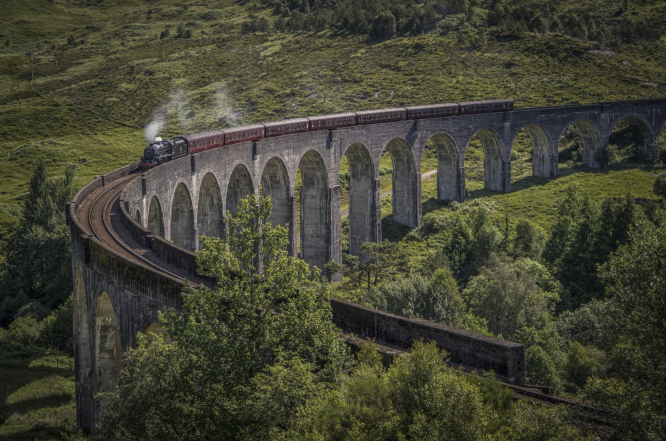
left=355, top=107, right=406, bottom=115
left=263, top=118, right=310, bottom=128
left=183, top=130, right=225, bottom=141
left=405, top=103, right=459, bottom=110
left=307, top=112, right=357, bottom=120
left=458, top=99, right=513, bottom=106
left=224, top=123, right=265, bottom=133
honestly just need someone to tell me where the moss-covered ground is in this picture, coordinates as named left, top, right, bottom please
left=0, top=342, right=83, bottom=440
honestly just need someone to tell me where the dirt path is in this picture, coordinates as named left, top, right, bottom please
left=341, top=169, right=437, bottom=218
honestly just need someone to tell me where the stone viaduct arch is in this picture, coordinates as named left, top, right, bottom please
left=147, top=196, right=164, bottom=237
left=93, top=291, right=123, bottom=424
left=342, top=142, right=379, bottom=257
left=510, top=124, right=556, bottom=179
left=465, top=129, right=507, bottom=193
left=298, top=150, right=331, bottom=271
left=170, top=183, right=196, bottom=251
left=557, top=120, right=602, bottom=169
left=427, top=133, right=463, bottom=202
left=384, top=138, right=420, bottom=228
left=198, top=173, right=224, bottom=240
left=608, top=115, right=654, bottom=160
left=226, top=163, right=255, bottom=218
left=261, top=157, right=291, bottom=227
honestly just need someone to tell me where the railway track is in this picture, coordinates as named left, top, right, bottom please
left=80, top=173, right=200, bottom=288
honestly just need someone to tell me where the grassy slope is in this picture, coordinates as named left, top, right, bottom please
left=0, top=342, right=82, bottom=440
left=1, top=0, right=665, bottom=215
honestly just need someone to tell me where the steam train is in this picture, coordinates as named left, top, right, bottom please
left=140, top=99, right=513, bottom=169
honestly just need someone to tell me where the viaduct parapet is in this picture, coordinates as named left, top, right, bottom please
left=68, top=98, right=666, bottom=430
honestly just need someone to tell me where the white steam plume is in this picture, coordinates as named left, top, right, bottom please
left=144, top=120, right=163, bottom=143
left=144, top=89, right=191, bottom=141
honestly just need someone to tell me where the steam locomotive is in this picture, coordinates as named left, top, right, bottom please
left=140, top=99, right=513, bottom=170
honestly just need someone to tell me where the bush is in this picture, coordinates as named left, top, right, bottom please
left=654, top=172, right=666, bottom=201
left=564, top=341, right=605, bottom=390
left=38, top=295, right=73, bottom=352
left=526, top=345, right=558, bottom=386
left=4, top=316, right=42, bottom=347
left=510, top=403, right=583, bottom=441
left=370, top=11, right=396, bottom=40
left=361, top=271, right=464, bottom=326
left=512, top=219, right=546, bottom=261
left=241, top=17, right=271, bottom=34
left=0, top=296, right=72, bottom=352
left=463, top=254, right=558, bottom=339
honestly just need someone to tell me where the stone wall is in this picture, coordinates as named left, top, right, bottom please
left=330, top=298, right=525, bottom=385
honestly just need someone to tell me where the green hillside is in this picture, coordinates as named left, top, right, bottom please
left=1, top=0, right=666, bottom=228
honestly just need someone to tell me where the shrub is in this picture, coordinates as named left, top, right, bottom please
left=370, top=11, right=396, bottom=40
left=512, top=219, right=546, bottom=261
left=564, top=341, right=605, bottom=390
left=4, top=316, right=42, bottom=347
left=654, top=172, right=666, bottom=201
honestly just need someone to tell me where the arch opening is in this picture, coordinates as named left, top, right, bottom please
left=426, top=134, right=461, bottom=202
left=297, top=150, right=330, bottom=271
left=383, top=138, right=418, bottom=227
left=74, top=265, right=92, bottom=427
left=511, top=125, right=554, bottom=182
left=170, top=183, right=196, bottom=251
left=134, top=210, right=142, bottom=225
left=260, top=157, right=291, bottom=229
left=143, top=322, right=171, bottom=343
left=653, top=123, right=666, bottom=166
left=465, top=129, right=506, bottom=194
left=147, top=196, right=164, bottom=237
left=341, top=143, right=377, bottom=257
left=606, top=116, right=654, bottom=166
left=226, top=164, right=254, bottom=219
left=557, top=121, right=601, bottom=169
left=93, top=292, right=122, bottom=397
left=198, top=173, right=224, bottom=240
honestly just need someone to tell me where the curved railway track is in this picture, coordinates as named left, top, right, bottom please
left=81, top=173, right=199, bottom=288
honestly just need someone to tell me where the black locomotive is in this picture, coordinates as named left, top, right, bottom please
left=140, top=137, right=188, bottom=170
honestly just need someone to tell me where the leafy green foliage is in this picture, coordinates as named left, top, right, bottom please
left=654, top=172, right=666, bottom=201
left=360, top=270, right=465, bottom=326
left=463, top=254, right=559, bottom=340
left=96, top=195, right=350, bottom=441
left=343, top=241, right=406, bottom=289
left=511, top=218, right=546, bottom=260
left=266, top=0, right=661, bottom=47
left=0, top=161, right=75, bottom=326
left=543, top=186, right=637, bottom=310
left=0, top=295, right=73, bottom=353
left=302, top=341, right=491, bottom=441
left=303, top=341, right=583, bottom=440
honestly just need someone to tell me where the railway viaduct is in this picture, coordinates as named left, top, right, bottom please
left=68, top=98, right=666, bottom=429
